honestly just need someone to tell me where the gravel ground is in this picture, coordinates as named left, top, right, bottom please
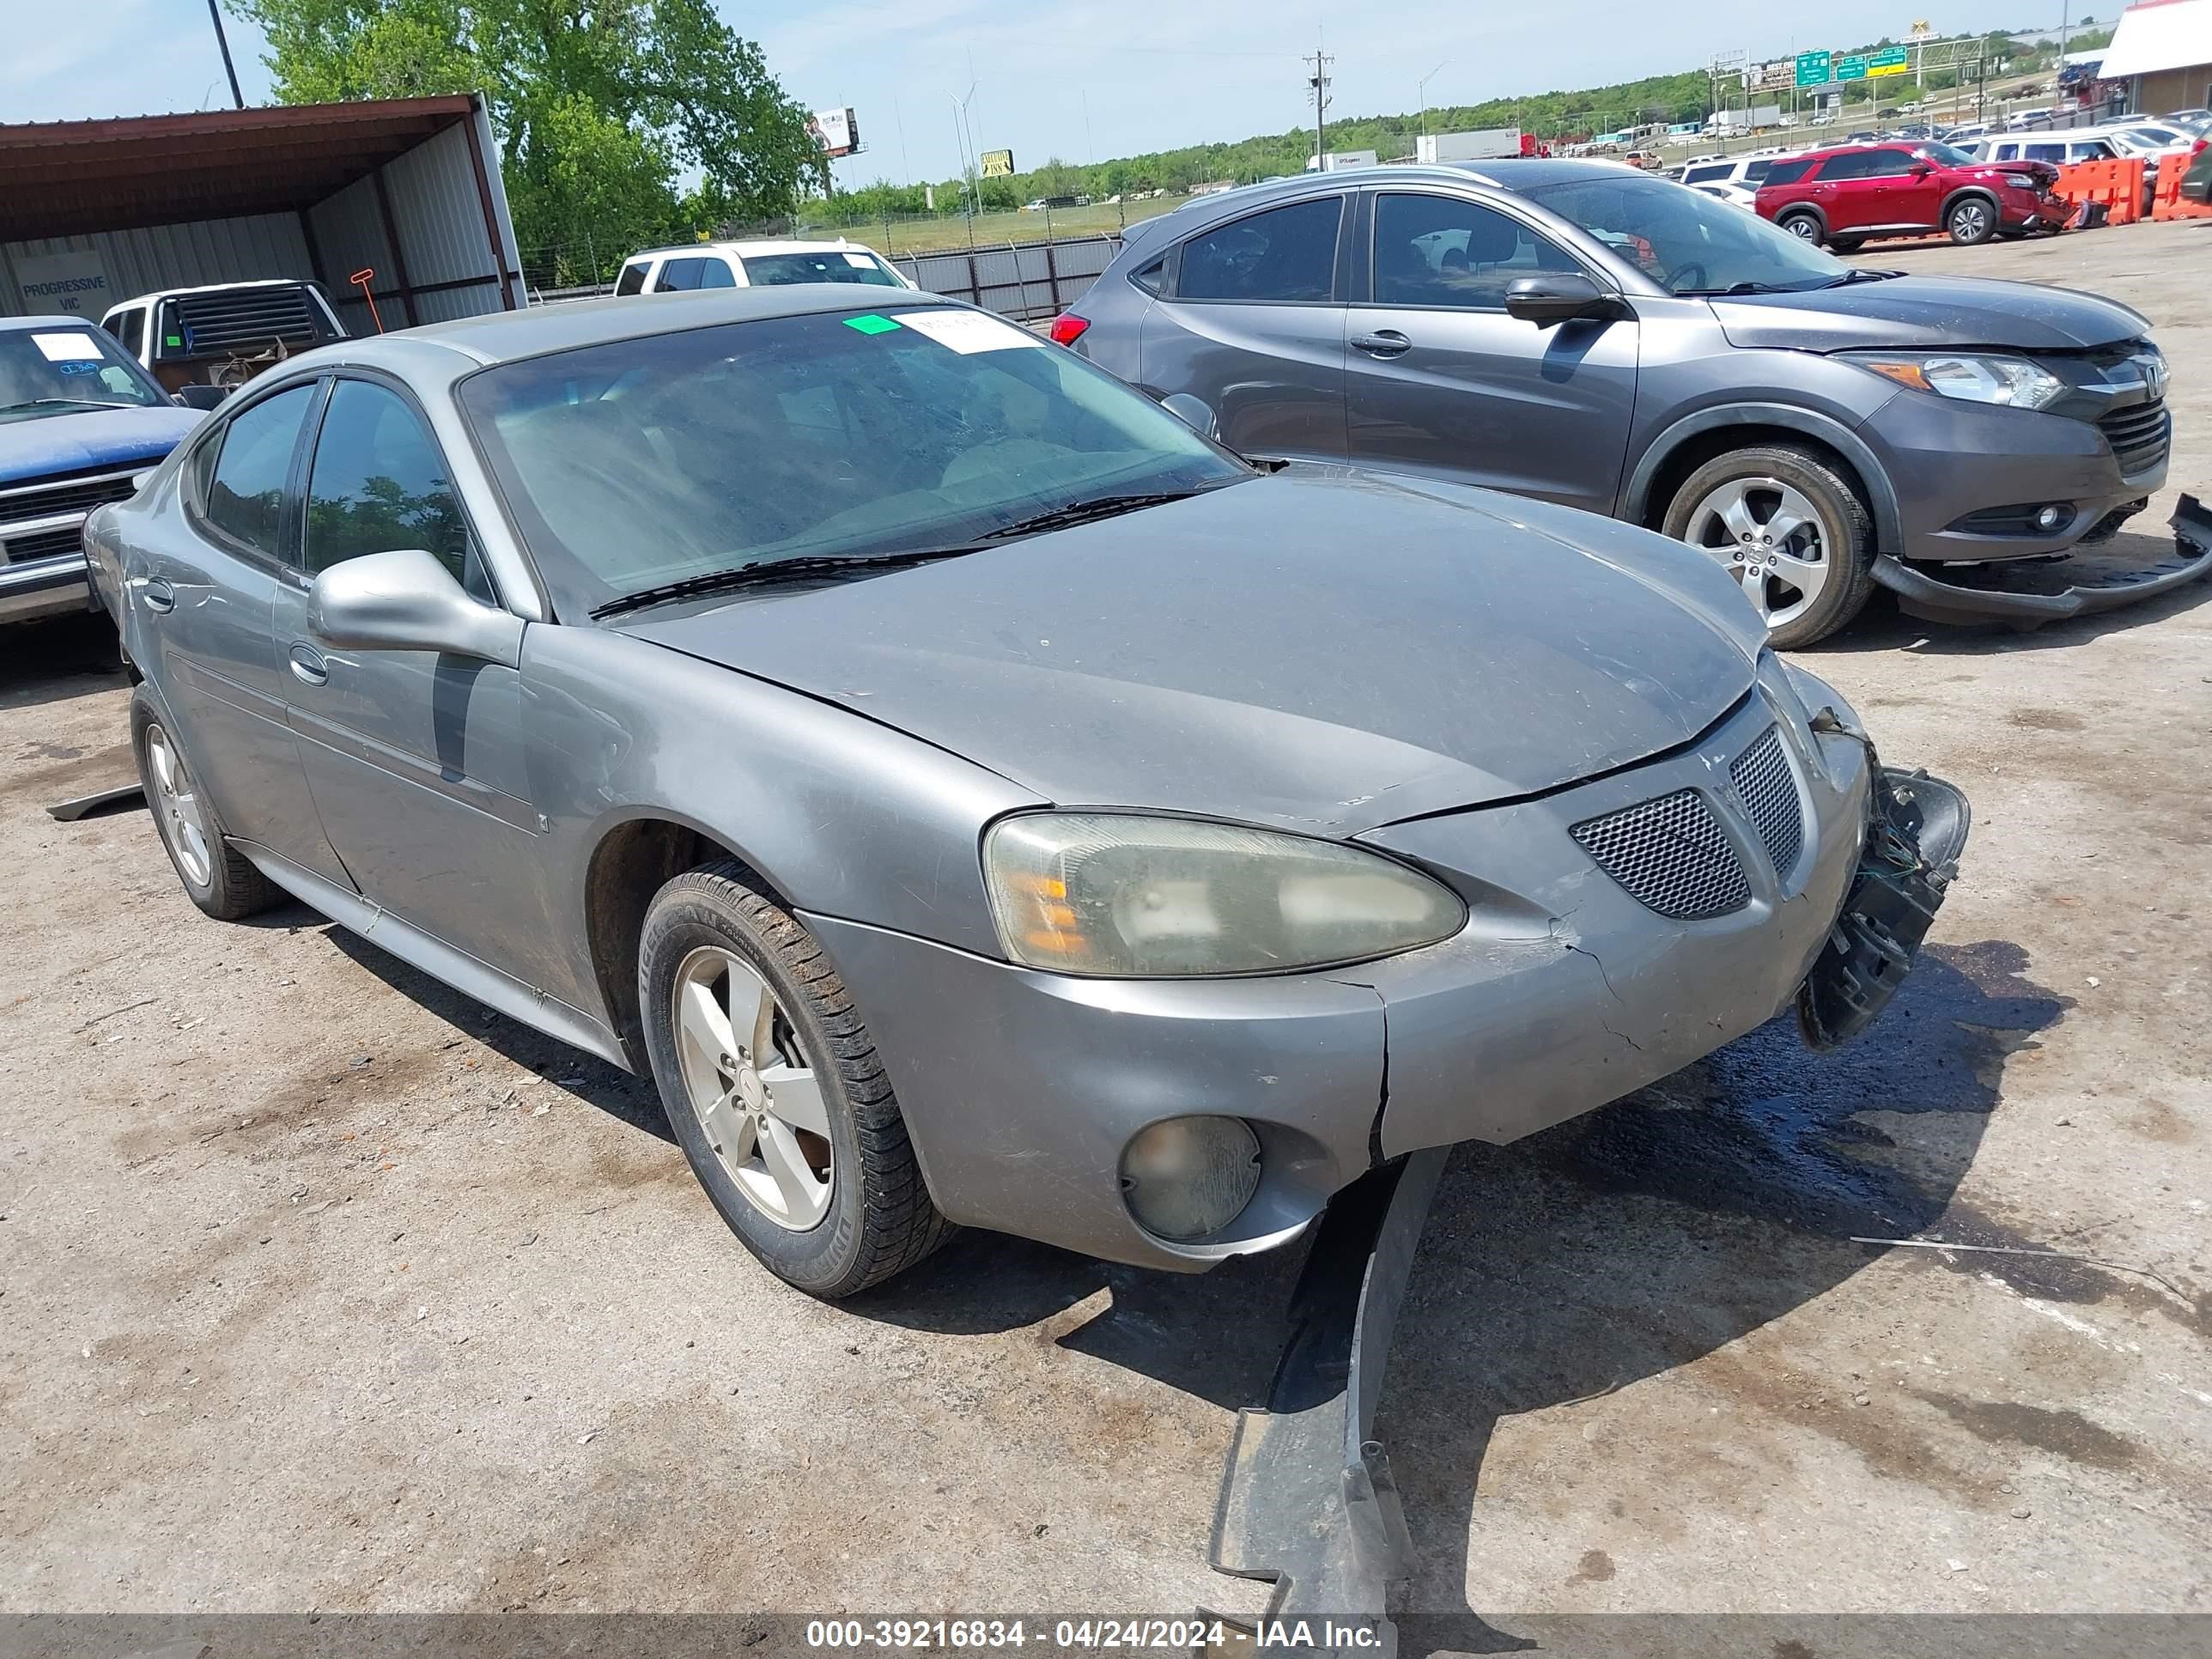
left=2, top=221, right=2208, bottom=1633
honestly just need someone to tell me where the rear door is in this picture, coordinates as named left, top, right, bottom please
left=1139, top=192, right=1351, bottom=461
left=268, top=373, right=552, bottom=983
left=1341, top=187, right=1638, bottom=514
left=140, top=378, right=350, bottom=884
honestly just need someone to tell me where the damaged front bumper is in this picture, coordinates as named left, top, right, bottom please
left=1873, top=492, right=2212, bottom=629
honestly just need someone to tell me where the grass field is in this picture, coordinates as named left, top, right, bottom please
left=803, top=195, right=1195, bottom=258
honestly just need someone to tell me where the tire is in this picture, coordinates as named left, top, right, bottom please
left=1947, top=196, right=1996, bottom=246
left=130, top=685, right=277, bottom=921
left=1778, top=210, right=1824, bottom=246
left=1661, top=444, right=1877, bottom=649
left=1830, top=235, right=1866, bottom=253
left=638, top=860, right=951, bottom=1297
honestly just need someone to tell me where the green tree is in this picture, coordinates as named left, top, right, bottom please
left=228, top=0, right=819, bottom=283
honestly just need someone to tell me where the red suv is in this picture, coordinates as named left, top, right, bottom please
left=1754, top=141, right=2068, bottom=249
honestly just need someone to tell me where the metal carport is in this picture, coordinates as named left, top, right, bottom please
left=0, top=95, right=521, bottom=334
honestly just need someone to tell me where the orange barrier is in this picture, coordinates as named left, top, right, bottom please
left=2151, top=150, right=2212, bottom=220
left=2051, top=156, right=2146, bottom=226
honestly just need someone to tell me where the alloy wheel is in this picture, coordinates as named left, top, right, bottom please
left=144, top=724, right=213, bottom=889
left=1952, top=200, right=1990, bottom=240
left=1682, top=475, right=1835, bottom=631
left=1785, top=216, right=1820, bottom=240
left=671, top=945, right=834, bottom=1231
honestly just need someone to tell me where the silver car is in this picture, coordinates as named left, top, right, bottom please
left=85, top=286, right=1968, bottom=1297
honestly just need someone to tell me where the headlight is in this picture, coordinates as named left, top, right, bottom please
left=1853, top=352, right=2067, bottom=410
left=2000, top=172, right=2041, bottom=190
left=982, top=812, right=1465, bottom=976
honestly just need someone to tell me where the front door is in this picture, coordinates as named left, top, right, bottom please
left=1344, top=190, right=1638, bottom=515
left=269, top=374, right=556, bottom=988
left=1138, top=192, right=1350, bottom=461
left=1818, top=147, right=1942, bottom=233
left=139, top=379, right=349, bottom=885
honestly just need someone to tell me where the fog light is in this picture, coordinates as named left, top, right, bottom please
left=2035, top=504, right=2067, bottom=532
left=1119, top=1116, right=1261, bottom=1242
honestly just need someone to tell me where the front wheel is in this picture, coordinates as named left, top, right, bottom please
left=638, top=861, right=951, bottom=1297
left=1662, top=445, right=1876, bottom=648
left=1947, top=197, right=1996, bottom=246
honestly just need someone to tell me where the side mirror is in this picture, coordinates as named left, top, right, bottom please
left=1159, top=392, right=1218, bottom=441
left=308, top=548, right=522, bottom=668
left=1910, top=161, right=1935, bottom=178
left=173, top=384, right=228, bottom=410
left=1504, top=272, right=1619, bottom=327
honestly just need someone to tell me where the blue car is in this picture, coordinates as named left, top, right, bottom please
left=2, top=315, right=203, bottom=626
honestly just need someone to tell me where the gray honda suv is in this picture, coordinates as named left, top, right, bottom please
left=1060, top=161, right=2199, bottom=646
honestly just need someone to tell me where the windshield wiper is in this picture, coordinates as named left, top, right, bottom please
left=1678, top=280, right=1822, bottom=296
left=1, top=397, right=120, bottom=414
left=976, top=487, right=1218, bottom=540
left=1820, top=267, right=1907, bottom=287
left=591, top=546, right=976, bottom=619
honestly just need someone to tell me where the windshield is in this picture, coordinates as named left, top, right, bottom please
left=739, top=251, right=902, bottom=287
left=459, top=307, right=1247, bottom=619
left=1520, top=173, right=1845, bottom=294
left=0, top=326, right=167, bottom=423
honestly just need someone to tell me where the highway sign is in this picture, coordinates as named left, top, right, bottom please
left=1796, top=50, right=1833, bottom=87
left=1868, top=45, right=1911, bottom=77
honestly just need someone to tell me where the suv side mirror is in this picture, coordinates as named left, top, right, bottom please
left=1910, top=161, right=1935, bottom=178
left=308, top=548, right=522, bottom=668
left=1504, top=272, right=1620, bottom=327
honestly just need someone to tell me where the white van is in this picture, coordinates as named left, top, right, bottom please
left=1678, top=155, right=1790, bottom=190
left=613, top=240, right=912, bottom=296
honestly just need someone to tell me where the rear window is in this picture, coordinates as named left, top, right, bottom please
left=741, top=251, right=902, bottom=287
left=1175, top=197, right=1343, bottom=303
left=1761, top=157, right=1816, bottom=187
left=1682, top=163, right=1730, bottom=184
left=615, top=263, right=647, bottom=296
left=1742, top=160, right=1773, bottom=182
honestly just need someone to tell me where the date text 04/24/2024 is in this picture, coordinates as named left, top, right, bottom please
left=802, top=1617, right=1387, bottom=1650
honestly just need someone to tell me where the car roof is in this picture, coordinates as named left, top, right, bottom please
left=0, top=313, right=106, bottom=334
left=621, top=239, right=887, bottom=263
left=353, top=284, right=963, bottom=368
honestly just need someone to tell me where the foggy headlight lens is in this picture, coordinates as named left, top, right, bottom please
left=983, top=812, right=1465, bottom=976
left=1855, top=353, right=2066, bottom=410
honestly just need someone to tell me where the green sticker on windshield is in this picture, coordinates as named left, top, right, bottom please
left=842, top=313, right=902, bottom=335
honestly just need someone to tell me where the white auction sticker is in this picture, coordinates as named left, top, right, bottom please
left=891, top=309, right=1041, bottom=354
left=842, top=251, right=877, bottom=268
left=33, top=331, right=103, bottom=362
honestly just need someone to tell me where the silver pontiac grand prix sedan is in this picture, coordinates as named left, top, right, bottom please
left=84, top=286, right=1969, bottom=1297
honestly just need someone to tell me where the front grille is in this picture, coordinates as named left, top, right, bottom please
left=1, top=525, right=83, bottom=566
left=1729, top=725, right=1804, bottom=878
left=161, top=286, right=329, bottom=358
left=2098, top=398, right=2170, bottom=475
left=0, top=471, right=137, bottom=525
left=1571, top=790, right=1752, bottom=921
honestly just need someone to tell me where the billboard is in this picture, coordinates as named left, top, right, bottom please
left=979, top=149, right=1015, bottom=177
left=12, top=249, right=114, bottom=318
left=810, top=107, right=860, bottom=157
left=1748, top=58, right=1796, bottom=91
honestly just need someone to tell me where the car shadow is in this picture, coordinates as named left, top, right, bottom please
left=0, top=611, right=126, bottom=714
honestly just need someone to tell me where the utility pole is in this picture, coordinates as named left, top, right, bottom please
left=206, top=0, right=243, bottom=109
left=1419, top=60, right=1449, bottom=147
left=1306, top=40, right=1333, bottom=172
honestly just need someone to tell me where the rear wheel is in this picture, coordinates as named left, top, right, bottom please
left=1947, top=196, right=1996, bottom=245
left=1830, top=235, right=1867, bottom=253
left=1778, top=210, right=1824, bottom=246
left=1662, top=445, right=1876, bottom=648
left=130, top=686, right=276, bottom=921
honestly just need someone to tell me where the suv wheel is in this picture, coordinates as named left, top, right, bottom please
left=637, top=860, right=951, bottom=1298
left=1778, top=210, right=1823, bottom=244
left=1662, top=445, right=1876, bottom=648
left=1946, top=196, right=1996, bottom=245
left=1829, top=235, right=1866, bottom=253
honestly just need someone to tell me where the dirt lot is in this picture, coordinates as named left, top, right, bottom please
left=3, top=221, right=2209, bottom=1637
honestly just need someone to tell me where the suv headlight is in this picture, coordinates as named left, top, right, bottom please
left=1852, top=352, right=2067, bottom=410
left=982, top=812, right=1465, bottom=976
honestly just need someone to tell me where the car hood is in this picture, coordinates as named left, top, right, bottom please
left=0, top=404, right=203, bottom=489
left=622, top=469, right=1762, bottom=836
left=1711, top=275, right=2150, bottom=353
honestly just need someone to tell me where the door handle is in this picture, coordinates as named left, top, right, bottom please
left=289, top=642, right=329, bottom=687
left=1351, top=330, right=1412, bottom=357
left=139, top=578, right=175, bottom=614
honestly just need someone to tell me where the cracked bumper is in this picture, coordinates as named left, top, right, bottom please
left=806, top=680, right=1876, bottom=1273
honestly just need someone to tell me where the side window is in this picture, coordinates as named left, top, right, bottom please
left=2025, top=143, right=2067, bottom=163
left=202, top=383, right=318, bottom=558
left=655, top=257, right=709, bottom=292
left=105, top=308, right=145, bottom=356
left=1761, top=157, right=1816, bottom=187
left=1175, top=197, right=1343, bottom=303
left=1743, top=160, right=1772, bottom=182
left=1372, top=193, right=1576, bottom=309
left=614, top=262, right=648, bottom=297
left=303, top=380, right=476, bottom=593
left=697, top=258, right=738, bottom=289
left=1129, top=255, right=1168, bottom=295
left=1683, top=164, right=1729, bottom=184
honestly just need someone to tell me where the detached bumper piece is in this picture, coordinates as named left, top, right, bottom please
left=1210, top=1149, right=1447, bottom=1656
left=1797, top=763, right=1972, bottom=1051
left=1873, top=493, right=2212, bottom=629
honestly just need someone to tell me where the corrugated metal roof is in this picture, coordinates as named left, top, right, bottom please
left=2100, top=0, right=2212, bottom=78
left=0, top=97, right=479, bottom=241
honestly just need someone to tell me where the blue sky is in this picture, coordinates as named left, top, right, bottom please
left=8, top=0, right=2085, bottom=185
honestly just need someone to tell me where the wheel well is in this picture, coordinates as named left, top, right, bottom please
left=1775, top=203, right=1826, bottom=229
left=582, top=817, right=789, bottom=1067
left=1638, top=424, right=1876, bottom=533
left=1942, top=185, right=1999, bottom=220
